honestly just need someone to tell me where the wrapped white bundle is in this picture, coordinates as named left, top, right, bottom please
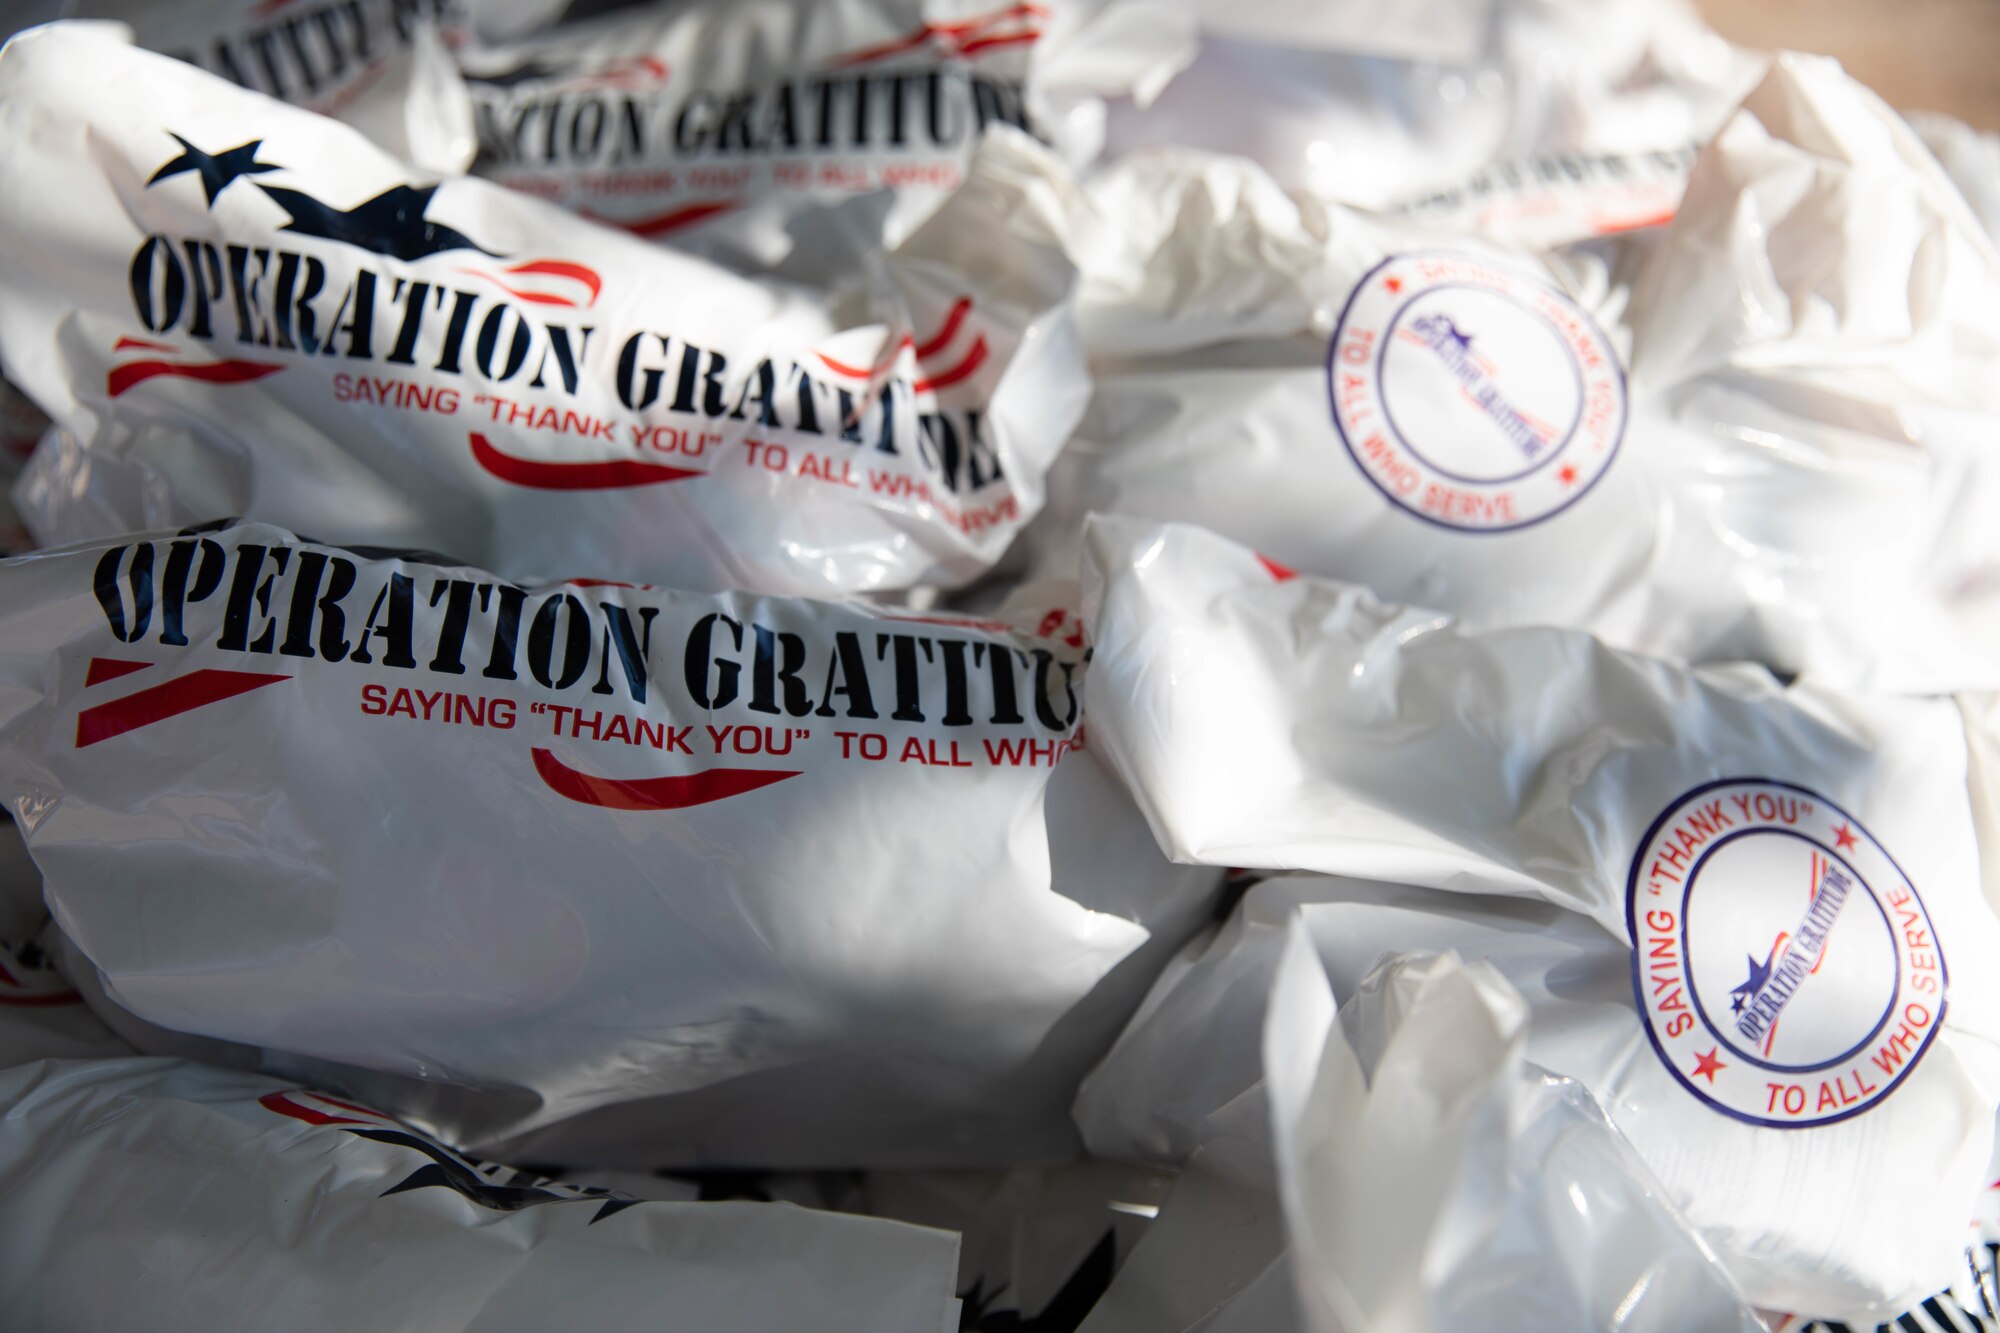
left=1014, top=56, right=2000, bottom=691
left=0, top=23, right=1089, bottom=598
left=0, top=522, right=1219, bottom=1167
left=0, top=1058, right=964, bottom=1332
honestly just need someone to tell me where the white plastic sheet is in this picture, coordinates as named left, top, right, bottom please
left=1080, top=517, right=2000, bottom=1314
left=61, top=3, right=477, bottom=171
left=0, top=521, right=1218, bottom=1167
left=0, top=23, right=1089, bottom=598
left=1079, top=868, right=2000, bottom=1320
left=1020, top=55, right=2000, bottom=691
left=0, top=1058, right=964, bottom=1332
left=1099, top=0, right=1754, bottom=235
left=460, top=0, right=1194, bottom=273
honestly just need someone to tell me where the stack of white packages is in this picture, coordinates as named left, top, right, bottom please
left=0, top=2, right=1998, bottom=1330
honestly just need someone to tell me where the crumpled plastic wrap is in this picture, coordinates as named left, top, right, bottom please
left=459, top=0, right=1194, bottom=275
left=0, top=520, right=1220, bottom=1167
left=1003, top=54, right=2000, bottom=691
left=0, top=24, right=1089, bottom=597
left=0, top=1057, right=965, bottom=1332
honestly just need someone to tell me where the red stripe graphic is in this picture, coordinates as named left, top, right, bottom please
left=533, top=747, right=801, bottom=811
left=1256, top=554, right=1298, bottom=582
left=912, top=337, right=987, bottom=392
left=835, top=3, right=1048, bottom=65
left=957, top=29, right=1042, bottom=56
left=593, top=199, right=741, bottom=238
left=107, top=356, right=285, bottom=399
left=85, top=657, right=152, bottom=687
left=912, top=297, right=973, bottom=359
left=469, top=432, right=704, bottom=490
left=112, top=336, right=178, bottom=354
left=259, top=1090, right=373, bottom=1127
left=75, top=668, right=291, bottom=748
left=457, top=259, right=605, bottom=310
left=0, top=957, right=83, bottom=1007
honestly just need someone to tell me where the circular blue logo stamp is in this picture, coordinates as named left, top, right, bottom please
left=1626, top=778, right=1946, bottom=1128
left=1326, top=251, right=1626, bottom=532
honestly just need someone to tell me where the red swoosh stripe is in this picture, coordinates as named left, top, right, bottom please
left=957, top=29, right=1042, bottom=56
left=112, top=335, right=178, bottom=354
left=912, top=336, right=987, bottom=392
left=1256, top=554, right=1298, bottom=582
left=75, top=668, right=292, bottom=748
left=502, top=259, right=602, bottom=304
left=470, top=432, right=703, bottom=490
left=259, top=1090, right=373, bottom=1127
left=107, top=357, right=285, bottom=399
left=912, top=297, right=974, bottom=359
left=0, top=957, right=83, bottom=1007
left=533, top=747, right=801, bottom=811
left=85, top=657, right=152, bottom=687
left=835, top=3, right=1048, bottom=65
left=816, top=300, right=983, bottom=383
left=596, top=199, right=740, bottom=238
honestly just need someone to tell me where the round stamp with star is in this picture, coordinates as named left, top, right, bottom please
left=1324, top=250, right=1626, bottom=533
left=1625, top=778, right=1946, bottom=1129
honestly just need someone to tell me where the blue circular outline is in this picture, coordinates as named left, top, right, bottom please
left=1325, top=250, right=1629, bottom=536
left=1678, top=827, right=1896, bottom=1074
left=1624, top=777, right=1949, bottom=1130
left=1376, top=282, right=1584, bottom=487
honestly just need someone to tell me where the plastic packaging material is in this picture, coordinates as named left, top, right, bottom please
left=1018, top=54, right=2000, bottom=691
left=0, top=933, right=133, bottom=1069
left=0, top=382, right=45, bottom=554
left=59, top=4, right=477, bottom=172
left=0, top=1058, right=964, bottom=1333
left=1098, top=0, right=1757, bottom=240
left=460, top=0, right=1195, bottom=274
left=861, top=1160, right=1173, bottom=1327
left=1265, top=943, right=1762, bottom=1332
left=1081, top=872, right=1996, bottom=1321
left=1073, top=919, right=1762, bottom=1332
left=1079, top=517, right=2000, bottom=1314
left=0, top=521, right=1220, bottom=1167
left=0, top=23, right=1089, bottom=598
left=1772, top=1129, right=2000, bottom=1331
left=1913, top=112, right=2000, bottom=247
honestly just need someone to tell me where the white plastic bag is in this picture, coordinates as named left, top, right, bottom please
left=0, top=521, right=1218, bottom=1167
left=1073, top=918, right=1761, bottom=1331
left=1913, top=112, right=2000, bottom=247
left=0, top=1057, right=964, bottom=1332
left=0, top=934, right=133, bottom=1069
left=1082, top=873, right=1996, bottom=1320
left=61, top=3, right=477, bottom=172
left=1098, top=0, right=1754, bottom=240
left=0, top=22, right=1089, bottom=599
left=460, top=0, right=1194, bottom=273
left=1080, top=518, right=2000, bottom=1313
left=1265, top=942, right=1761, bottom=1332
left=1022, top=55, right=2000, bottom=691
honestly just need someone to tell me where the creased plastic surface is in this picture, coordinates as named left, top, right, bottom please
left=0, top=1058, right=962, bottom=1332
left=62, top=3, right=477, bottom=171
left=1265, top=943, right=1762, bottom=1332
left=0, top=23, right=1088, bottom=597
left=1022, top=56, right=2000, bottom=691
left=1100, top=0, right=1755, bottom=234
left=0, top=521, right=1219, bottom=1166
left=460, top=0, right=1195, bottom=274
left=1078, top=872, right=2000, bottom=1320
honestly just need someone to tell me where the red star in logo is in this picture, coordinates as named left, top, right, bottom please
left=1691, top=1047, right=1726, bottom=1083
left=1832, top=823, right=1858, bottom=852
left=1556, top=463, right=1579, bottom=487
left=1384, top=276, right=1402, bottom=293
